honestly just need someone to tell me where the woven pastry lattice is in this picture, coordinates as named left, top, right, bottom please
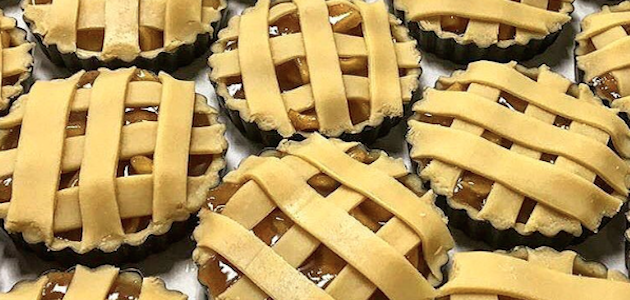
left=0, top=68, right=227, bottom=254
left=194, top=134, right=454, bottom=300
left=210, top=0, right=420, bottom=137
left=408, top=61, right=630, bottom=237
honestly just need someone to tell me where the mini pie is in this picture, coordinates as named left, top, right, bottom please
left=0, top=68, right=227, bottom=264
left=1, top=265, right=187, bottom=299
left=407, top=61, right=630, bottom=249
left=193, top=134, right=454, bottom=300
left=0, top=9, right=33, bottom=111
left=209, top=0, right=421, bottom=145
left=576, top=1, right=630, bottom=109
left=439, top=247, right=630, bottom=300
left=23, top=0, right=227, bottom=72
left=393, top=0, right=574, bottom=64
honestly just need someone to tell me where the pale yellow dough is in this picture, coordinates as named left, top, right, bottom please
left=394, top=0, right=574, bottom=48
left=576, top=1, right=630, bottom=108
left=193, top=134, right=454, bottom=300
left=0, top=10, right=33, bottom=111
left=209, top=0, right=421, bottom=138
left=407, top=61, right=630, bottom=238
left=439, top=247, right=630, bottom=300
left=0, top=68, right=228, bottom=254
left=0, top=265, right=188, bottom=300
left=23, top=0, right=226, bottom=62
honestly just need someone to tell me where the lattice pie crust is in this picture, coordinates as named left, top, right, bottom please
left=193, top=134, right=454, bottom=300
left=408, top=61, right=630, bottom=238
left=0, top=68, right=227, bottom=254
left=210, top=0, right=421, bottom=138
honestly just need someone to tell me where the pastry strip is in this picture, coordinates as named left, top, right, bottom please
left=152, top=74, right=195, bottom=222
left=77, top=68, right=132, bottom=251
left=103, top=0, right=140, bottom=61
left=45, top=0, right=80, bottom=53
left=439, top=252, right=630, bottom=300
left=5, top=73, right=82, bottom=244
left=294, top=0, right=352, bottom=135
left=238, top=0, right=293, bottom=136
left=64, top=266, right=119, bottom=300
left=399, top=0, right=569, bottom=34
left=356, top=0, right=403, bottom=123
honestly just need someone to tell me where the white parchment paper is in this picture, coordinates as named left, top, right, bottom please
left=0, top=0, right=627, bottom=299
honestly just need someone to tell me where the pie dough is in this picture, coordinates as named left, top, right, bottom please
left=576, top=2, right=630, bottom=109
left=210, top=0, right=421, bottom=138
left=193, top=133, right=454, bottom=300
left=439, top=247, right=630, bottom=300
left=394, top=0, right=574, bottom=48
left=0, top=9, right=33, bottom=111
left=407, top=61, right=630, bottom=239
left=23, top=0, right=226, bottom=62
left=1, top=265, right=187, bottom=300
left=0, top=68, right=227, bottom=255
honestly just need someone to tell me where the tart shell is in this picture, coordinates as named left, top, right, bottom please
left=23, top=3, right=228, bottom=73
left=407, top=62, right=630, bottom=251
left=0, top=217, right=195, bottom=267
left=0, top=69, right=229, bottom=266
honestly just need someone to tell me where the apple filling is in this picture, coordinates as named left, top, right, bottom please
left=221, top=2, right=411, bottom=131
left=42, top=270, right=142, bottom=300
left=0, top=70, right=216, bottom=240
left=414, top=78, right=617, bottom=225
left=199, top=146, right=430, bottom=298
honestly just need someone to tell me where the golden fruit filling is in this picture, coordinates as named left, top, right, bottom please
left=221, top=2, right=410, bottom=131
left=199, top=146, right=430, bottom=299
left=414, top=77, right=616, bottom=224
left=0, top=69, right=217, bottom=240
left=42, top=271, right=142, bottom=300
left=591, top=73, right=622, bottom=103
left=439, top=0, right=564, bottom=39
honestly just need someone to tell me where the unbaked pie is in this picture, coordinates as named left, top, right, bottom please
left=23, top=0, right=227, bottom=72
left=209, top=0, right=421, bottom=146
left=407, top=61, right=630, bottom=249
left=1, top=265, right=187, bottom=299
left=576, top=1, right=630, bottom=109
left=0, top=9, right=33, bottom=112
left=393, top=0, right=574, bottom=64
left=439, top=247, right=630, bottom=300
left=193, top=134, right=454, bottom=300
left=0, top=67, right=227, bottom=266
